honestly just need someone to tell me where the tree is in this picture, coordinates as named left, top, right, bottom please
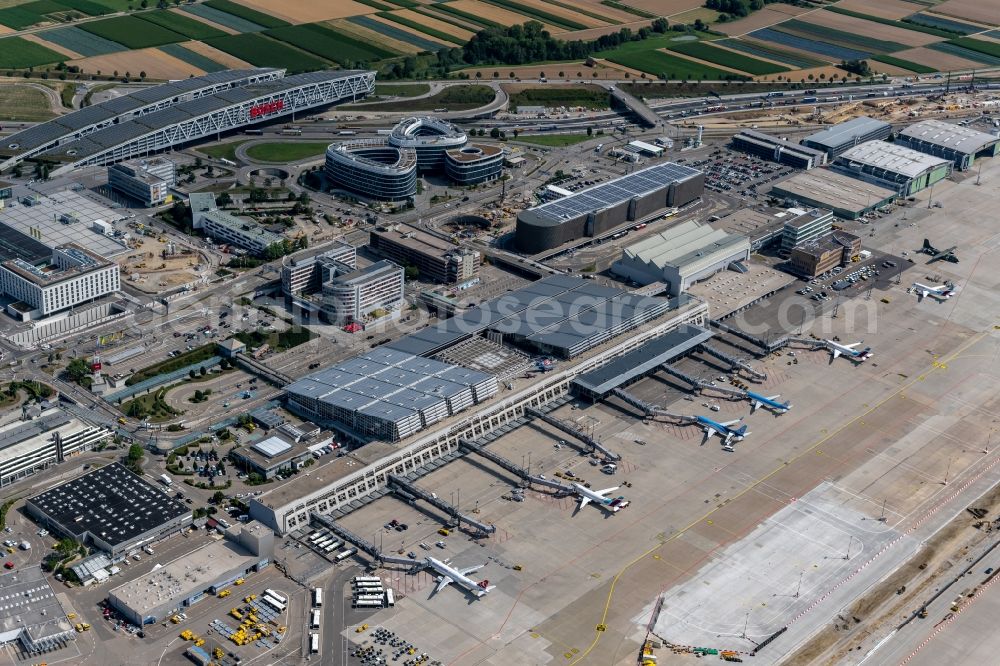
left=587, top=126, right=593, bottom=136
left=189, top=369, right=196, bottom=379
left=404, top=264, right=419, bottom=280
left=193, top=390, right=203, bottom=401
left=199, top=366, right=207, bottom=376
left=66, top=358, right=91, bottom=385
left=139, top=71, right=146, bottom=80
left=490, top=127, right=500, bottom=139
left=127, top=443, right=144, bottom=467
left=211, top=490, right=226, bottom=504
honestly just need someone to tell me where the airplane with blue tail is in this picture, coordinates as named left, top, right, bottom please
left=746, top=391, right=791, bottom=414
left=695, top=415, right=749, bottom=451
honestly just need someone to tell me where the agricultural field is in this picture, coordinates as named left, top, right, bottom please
left=19, top=32, right=79, bottom=59
left=173, top=39, right=252, bottom=69
left=203, top=33, right=329, bottom=72
left=516, top=133, right=591, bottom=146
left=431, top=2, right=502, bottom=29
left=617, top=0, right=701, bottom=16
left=384, top=8, right=474, bottom=41
left=603, top=35, right=749, bottom=79
left=347, top=84, right=494, bottom=111
left=38, top=25, right=124, bottom=56
left=137, top=10, right=229, bottom=41
left=69, top=46, right=209, bottom=79
left=0, top=0, right=112, bottom=31
left=823, top=7, right=963, bottom=39
left=245, top=141, right=329, bottom=162
left=870, top=53, right=938, bottom=73
left=182, top=3, right=268, bottom=33
left=718, top=37, right=825, bottom=69
left=266, top=22, right=398, bottom=63
left=236, top=0, right=373, bottom=23
left=372, top=82, right=431, bottom=96
left=904, top=12, right=982, bottom=35
left=78, top=15, right=187, bottom=49
left=348, top=15, right=447, bottom=52
left=505, top=84, right=609, bottom=109
left=835, top=0, right=926, bottom=21
left=775, top=18, right=910, bottom=53
left=666, top=40, right=789, bottom=75
left=159, top=43, right=229, bottom=73
left=932, top=0, right=1000, bottom=26
left=891, top=45, right=983, bottom=70
left=929, top=40, right=1000, bottom=65
left=203, top=0, right=289, bottom=28
left=366, top=13, right=456, bottom=47
left=441, top=0, right=559, bottom=34
left=485, top=0, right=594, bottom=30
left=716, top=4, right=809, bottom=36
left=0, top=35, right=64, bottom=68
left=749, top=27, right=874, bottom=61
left=327, top=17, right=424, bottom=55
left=804, top=9, right=945, bottom=47
left=0, top=83, right=55, bottom=121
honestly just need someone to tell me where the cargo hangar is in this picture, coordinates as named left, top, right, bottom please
left=896, top=119, right=1000, bottom=170
left=514, top=162, right=704, bottom=253
left=0, top=68, right=375, bottom=176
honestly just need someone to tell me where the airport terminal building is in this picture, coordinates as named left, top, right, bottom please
left=515, top=162, right=704, bottom=253
left=896, top=119, right=1000, bottom=170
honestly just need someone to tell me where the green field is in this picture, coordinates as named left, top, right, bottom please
left=0, top=36, right=65, bottom=68
left=0, top=0, right=73, bottom=29
left=946, top=37, right=1000, bottom=59
left=373, top=82, right=432, bottom=96
left=204, top=33, right=329, bottom=73
left=137, top=10, right=227, bottom=40
left=869, top=54, right=937, bottom=74
left=196, top=139, right=249, bottom=161
left=245, top=141, right=330, bottom=162
left=667, top=40, right=789, bottom=75
left=349, top=84, right=494, bottom=111
left=604, top=37, right=748, bottom=80
left=516, top=133, right=591, bottom=146
left=354, top=0, right=395, bottom=8
left=79, top=15, right=185, bottom=48
left=509, top=86, right=609, bottom=109
left=203, top=0, right=289, bottom=28
left=0, top=84, right=55, bottom=121
left=266, top=22, right=398, bottom=63
left=377, top=11, right=467, bottom=45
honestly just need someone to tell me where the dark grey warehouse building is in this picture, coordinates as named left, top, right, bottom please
left=515, top=162, right=704, bottom=254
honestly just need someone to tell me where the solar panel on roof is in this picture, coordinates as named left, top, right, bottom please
left=54, top=105, right=118, bottom=131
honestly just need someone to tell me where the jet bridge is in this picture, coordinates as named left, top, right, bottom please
left=387, top=474, right=495, bottom=536
left=697, top=344, right=767, bottom=380
left=458, top=438, right=574, bottom=493
left=659, top=365, right=746, bottom=399
left=709, top=320, right=784, bottom=354
left=309, top=512, right=413, bottom=566
left=524, top=407, right=621, bottom=461
left=610, top=388, right=695, bottom=423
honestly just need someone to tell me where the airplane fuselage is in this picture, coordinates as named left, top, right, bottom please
left=426, top=557, right=491, bottom=597
left=572, top=483, right=628, bottom=512
left=746, top=391, right=791, bottom=413
left=695, top=416, right=747, bottom=442
left=825, top=340, right=872, bottom=361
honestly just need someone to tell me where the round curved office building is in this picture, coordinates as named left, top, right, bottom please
left=444, top=144, right=503, bottom=185
left=388, top=116, right=467, bottom=172
left=325, top=139, right=417, bottom=201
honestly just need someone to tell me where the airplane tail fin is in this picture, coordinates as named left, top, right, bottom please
left=860, top=347, right=872, bottom=356
left=922, top=238, right=932, bottom=251
left=735, top=424, right=748, bottom=435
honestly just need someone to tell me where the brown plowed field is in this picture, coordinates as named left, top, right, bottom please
left=513, top=0, right=607, bottom=28
left=447, top=0, right=561, bottom=33
left=798, top=10, right=944, bottom=47
left=69, top=47, right=206, bottom=80
left=178, top=40, right=252, bottom=69
left=621, top=0, right=701, bottom=15
left=717, top=5, right=812, bottom=36
left=237, top=0, right=374, bottom=23
left=835, top=0, right=925, bottom=20
left=560, top=19, right=654, bottom=41
left=893, top=45, right=984, bottom=71
left=392, top=8, right=473, bottom=39
left=326, top=18, right=423, bottom=54
left=366, top=13, right=452, bottom=46
left=931, top=0, right=1000, bottom=27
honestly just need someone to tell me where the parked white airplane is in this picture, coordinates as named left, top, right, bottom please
left=912, top=282, right=957, bottom=300
left=824, top=340, right=873, bottom=362
left=426, top=557, right=495, bottom=598
left=573, top=483, right=629, bottom=512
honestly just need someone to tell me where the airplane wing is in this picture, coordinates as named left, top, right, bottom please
left=719, top=419, right=742, bottom=427
left=844, top=343, right=860, bottom=350
left=767, top=395, right=781, bottom=401
left=831, top=348, right=842, bottom=359
left=459, top=564, right=484, bottom=576
left=578, top=496, right=593, bottom=508
left=593, top=486, right=620, bottom=498
left=701, top=427, right=713, bottom=443
left=435, top=577, right=454, bottom=593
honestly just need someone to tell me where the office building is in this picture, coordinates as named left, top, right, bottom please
left=896, top=119, right=1000, bottom=170
left=388, top=116, right=467, bottom=172
left=731, top=129, right=827, bottom=169
left=324, top=139, right=417, bottom=201
left=0, top=243, right=120, bottom=321
left=0, top=566, right=75, bottom=655
left=768, top=169, right=897, bottom=220
left=230, top=434, right=332, bottom=480
left=191, top=193, right=284, bottom=255
left=107, top=158, right=175, bottom=206
left=789, top=232, right=862, bottom=277
left=26, top=463, right=191, bottom=557
left=515, top=162, right=704, bottom=253
left=612, top=220, right=751, bottom=295
left=107, top=521, right=274, bottom=626
left=779, top=207, right=834, bottom=251
left=369, top=224, right=480, bottom=284
left=801, top=116, right=892, bottom=159
left=444, top=144, right=503, bottom=185
left=280, top=241, right=357, bottom=296
left=0, top=408, right=113, bottom=489
left=320, top=259, right=404, bottom=324
left=833, top=141, right=952, bottom=196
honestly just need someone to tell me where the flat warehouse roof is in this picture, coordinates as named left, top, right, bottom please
left=802, top=116, right=890, bottom=149
left=735, top=129, right=826, bottom=159
left=769, top=169, right=897, bottom=213
left=0, top=566, right=69, bottom=645
left=0, top=190, right=128, bottom=258
left=27, top=463, right=189, bottom=549
left=898, top=119, right=1000, bottom=154
left=573, top=323, right=713, bottom=395
left=623, top=220, right=747, bottom=270
left=837, top=141, right=951, bottom=178
left=522, top=162, right=702, bottom=226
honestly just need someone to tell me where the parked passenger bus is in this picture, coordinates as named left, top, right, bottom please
left=354, top=577, right=381, bottom=583
left=244, top=129, right=264, bottom=135
left=353, top=580, right=382, bottom=588
left=310, top=609, right=321, bottom=629
left=309, top=632, right=320, bottom=654
left=264, top=589, right=288, bottom=605
left=353, top=599, right=382, bottom=609
left=261, top=595, right=286, bottom=613
left=312, top=587, right=323, bottom=608
left=324, top=542, right=340, bottom=554
left=335, top=548, right=357, bottom=562
left=384, top=589, right=395, bottom=607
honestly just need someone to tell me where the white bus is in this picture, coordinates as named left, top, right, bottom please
left=310, top=609, right=321, bottom=629
left=261, top=595, right=286, bottom=613
left=309, top=632, right=320, bottom=654
left=323, top=542, right=340, bottom=554
left=335, top=548, right=357, bottom=562
left=314, top=536, right=332, bottom=549
left=312, top=587, right=323, bottom=608
left=384, top=589, right=395, bottom=607
left=352, top=581, right=382, bottom=589
left=309, top=531, right=328, bottom=543
left=264, top=589, right=288, bottom=605
left=352, top=599, right=382, bottom=609
left=354, top=576, right=381, bottom=583
left=354, top=595, right=384, bottom=603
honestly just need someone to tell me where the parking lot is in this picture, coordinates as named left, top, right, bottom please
left=689, top=149, right=794, bottom=199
